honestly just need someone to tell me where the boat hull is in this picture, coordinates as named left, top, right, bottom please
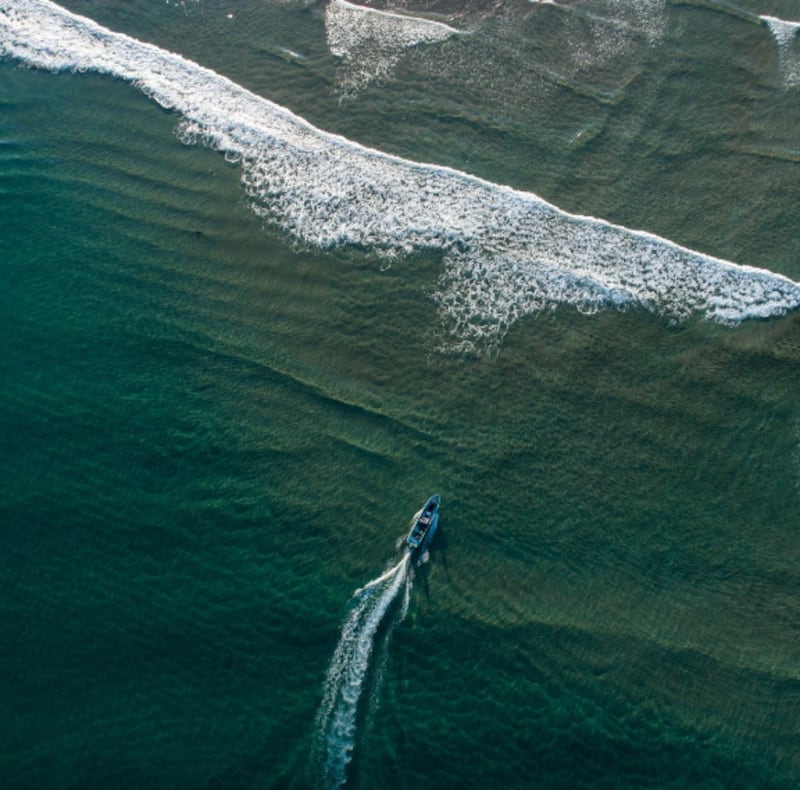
left=407, top=494, right=441, bottom=553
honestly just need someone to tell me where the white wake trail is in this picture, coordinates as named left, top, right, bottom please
left=314, top=554, right=411, bottom=789
left=362, top=567, right=411, bottom=758
left=354, top=557, right=407, bottom=596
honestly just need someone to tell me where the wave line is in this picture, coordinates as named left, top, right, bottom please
left=2, top=0, right=799, bottom=352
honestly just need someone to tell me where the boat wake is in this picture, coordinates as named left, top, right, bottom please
left=313, top=554, right=411, bottom=789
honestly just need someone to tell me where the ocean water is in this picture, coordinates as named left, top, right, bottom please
left=1, top=0, right=800, bottom=787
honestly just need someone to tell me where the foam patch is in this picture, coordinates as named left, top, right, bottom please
left=3, top=0, right=799, bottom=352
left=325, top=0, right=461, bottom=95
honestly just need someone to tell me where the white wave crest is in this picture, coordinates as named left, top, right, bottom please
left=314, top=555, right=410, bottom=789
left=2, top=0, right=799, bottom=352
left=325, top=0, right=460, bottom=95
left=762, top=15, right=800, bottom=87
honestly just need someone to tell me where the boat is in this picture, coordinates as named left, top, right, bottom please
left=407, top=494, right=441, bottom=554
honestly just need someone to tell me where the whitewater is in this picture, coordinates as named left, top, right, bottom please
left=325, top=0, right=462, bottom=94
left=2, top=0, right=800, bottom=350
left=762, top=14, right=800, bottom=87
left=313, top=554, right=411, bottom=789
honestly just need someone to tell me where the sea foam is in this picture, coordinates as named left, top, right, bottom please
left=325, top=0, right=461, bottom=95
left=762, top=15, right=800, bottom=87
left=2, top=0, right=799, bottom=351
left=314, top=555, right=411, bottom=789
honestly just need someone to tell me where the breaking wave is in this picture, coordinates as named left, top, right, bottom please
left=2, top=0, right=799, bottom=352
left=325, top=0, right=461, bottom=95
left=762, top=15, right=800, bottom=87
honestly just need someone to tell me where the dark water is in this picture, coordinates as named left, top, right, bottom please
left=2, top=1, right=800, bottom=787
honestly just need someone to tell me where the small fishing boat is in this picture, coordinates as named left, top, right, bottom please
left=407, top=494, right=440, bottom=553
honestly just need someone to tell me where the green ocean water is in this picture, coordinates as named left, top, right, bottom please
left=2, top=1, right=800, bottom=787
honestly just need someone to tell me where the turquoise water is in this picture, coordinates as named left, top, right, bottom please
left=2, top=1, right=800, bottom=787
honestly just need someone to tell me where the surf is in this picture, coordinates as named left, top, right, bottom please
left=2, top=0, right=800, bottom=352
left=761, top=14, right=800, bottom=87
left=325, top=0, right=462, bottom=95
left=327, top=0, right=461, bottom=55
left=313, top=554, right=411, bottom=789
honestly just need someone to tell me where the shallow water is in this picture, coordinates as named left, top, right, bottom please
left=1, top=1, right=799, bottom=787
